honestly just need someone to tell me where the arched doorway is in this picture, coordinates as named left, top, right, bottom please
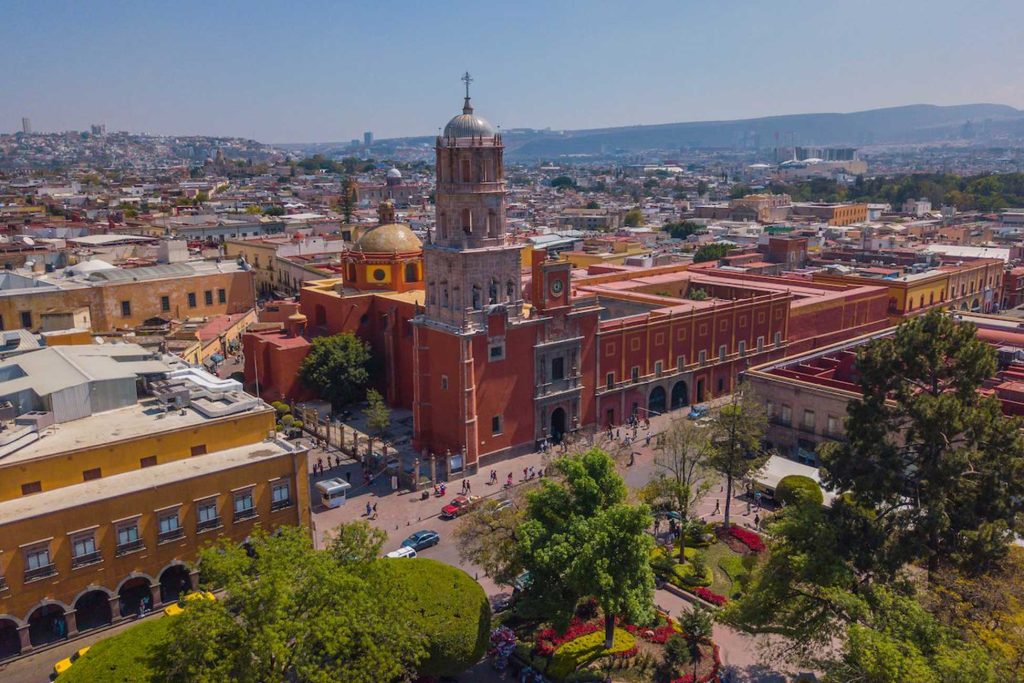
left=648, top=386, right=666, bottom=416
left=118, top=577, right=152, bottom=618
left=159, top=564, right=192, bottom=604
left=74, top=590, right=112, bottom=632
left=27, top=604, right=66, bottom=647
left=670, top=381, right=689, bottom=410
left=550, top=407, right=566, bottom=443
left=0, top=618, right=20, bottom=660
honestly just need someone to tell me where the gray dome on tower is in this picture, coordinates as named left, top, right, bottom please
left=442, top=71, right=495, bottom=138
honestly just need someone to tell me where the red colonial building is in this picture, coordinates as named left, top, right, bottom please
left=244, top=85, right=894, bottom=475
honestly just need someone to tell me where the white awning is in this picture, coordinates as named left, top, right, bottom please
left=754, top=455, right=836, bottom=506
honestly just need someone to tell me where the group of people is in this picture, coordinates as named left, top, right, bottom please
left=312, top=454, right=344, bottom=477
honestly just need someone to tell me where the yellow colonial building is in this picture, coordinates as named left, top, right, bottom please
left=0, top=344, right=309, bottom=659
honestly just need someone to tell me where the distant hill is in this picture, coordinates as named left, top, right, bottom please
left=503, top=103, right=1024, bottom=158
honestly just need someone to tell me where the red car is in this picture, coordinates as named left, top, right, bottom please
left=441, top=495, right=480, bottom=519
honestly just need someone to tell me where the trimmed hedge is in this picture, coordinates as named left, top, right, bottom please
left=548, top=628, right=637, bottom=681
left=775, top=475, right=823, bottom=507
left=383, top=557, right=490, bottom=677
left=650, top=548, right=713, bottom=587
left=58, top=617, right=171, bottom=682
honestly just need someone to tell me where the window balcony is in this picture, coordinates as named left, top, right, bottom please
left=157, top=527, right=185, bottom=544
left=115, top=539, right=145, bottom=556
left=270, top=498, right=293, bottom=512
left=71, top=550, right=103, bottom=569
left=24, top=563, right=57, bottom=583
left=234, top=508, right=258, bottom=522
left=196, top=517, right=222, bottom=533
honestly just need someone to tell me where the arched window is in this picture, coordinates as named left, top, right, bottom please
left=472, top=285, right=482, bottom=310
left=404, top=263, right=418, bottom=283
left=438, top=212, right=447, bottom=240
left=441, top=282, right=449, bottom=308
left=489, top=279, right=498, bottom=305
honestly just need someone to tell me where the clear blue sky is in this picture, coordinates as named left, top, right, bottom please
left=2, top=0, right=1022, bottom=142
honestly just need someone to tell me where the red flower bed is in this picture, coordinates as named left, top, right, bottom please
left=623, top=622, right=678, bottom=644
left=728, top=526, right=766, bottom=552
left=693, top=587, right=728, bottom=606
left=533, top=617, right=601, bottom=657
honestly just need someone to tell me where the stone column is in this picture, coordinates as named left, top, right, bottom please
left=150, top=583, right=162, bottom=608
left=63, top=609, right=78, bottom=637
left=189, top=570, right=200, bottom=591
left=109, top=595, right=124, bottom=623
left=429, top=452, right=437, bottom=486
left=17, top=625, right=32, bottom=653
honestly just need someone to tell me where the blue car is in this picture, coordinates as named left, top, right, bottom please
left=402, top=530, right=440, bottom=551
left=687, top=405, right=710, bottom=420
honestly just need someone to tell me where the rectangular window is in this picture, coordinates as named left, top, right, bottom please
left=82, top=468, right=101, bottom=481
left=738, top=340, right=746, bottom=356
left=204, top=290, right=213, bottom=306
left=757, top=336, right=765, bottom=352
left=718, top=345, right=727, bottom=361
left=606, top=372, right=614, bottom=389
left=158, top=511, right=184, bottom=543
left=70, top=534, right=100, bottom=568
left=140, top=456, right=157, bottom=468
left=552, top=357, right=565, bottom=381
left=20, top=311, right=31, bottom=328
left=491, top=415, right=503, bottom=435
left=766, top=401, right=775, bottom=418
left=187, top=292, right=197, bottom=308
left=217, top=288, right=226, bottom=304
left=24, top=545, right=55, bottom=581
left=774, top=331, right=782, bottom=346
left=802, top=409, right=815, bottom=430
left=827, top=414, right=840, bottom=436
left=441, top=375, right=448, bottom=390
left=120, top=300, right=131, bottom=317
left=116, top=523, right=143, bottom=555
left=234, top=490, right=256, bottom=521
left=654, top=361, right=663, bottom=376
left=160, top=296, right=170, bottom=312
left=271, top=481, right=292, bottom=511
left=191, top=444, right=207, bottom=456
left=698, top=350, right=707, bottom=365
left=0, top=315, right=4, bottom=330
left=197, top=499, right=221, bottom=531
left=677, top=355, right=685, bottom=369
left=630, top=366, right=639, bottom=382
left=780, top=404, right=792, bottom=425
left=489, top=340, right=505, bottom=361
left=21, top=481, right=41, bottom=495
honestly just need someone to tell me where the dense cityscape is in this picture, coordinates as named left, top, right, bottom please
left=2, top=4, right=1024, bottom=683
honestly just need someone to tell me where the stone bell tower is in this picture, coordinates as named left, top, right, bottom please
left=422, top=72, right=524, bottom=331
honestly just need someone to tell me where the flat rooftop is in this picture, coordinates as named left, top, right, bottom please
left=0, top=437, right=299, bottom=525
left=0, top=398, right=273, bottom=466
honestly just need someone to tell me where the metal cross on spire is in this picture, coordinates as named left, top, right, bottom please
left=462, top=71, right=473, bottom=99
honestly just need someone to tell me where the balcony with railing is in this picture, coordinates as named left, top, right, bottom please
left=71, top=550, right=103, bottom=569
left=24, top=563, right=57, bottom=583
left=270, top=498, right=293, bottom=512
left=196, top=516, right=222, bottom=533
left=157, top=527, right=185, bottom=544
left=234, top=507, right=258, bottom=522
left=115, top=539, right=145, bottom=556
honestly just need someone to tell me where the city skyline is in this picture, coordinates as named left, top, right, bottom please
left=2, top=0, right=1024, bottom=143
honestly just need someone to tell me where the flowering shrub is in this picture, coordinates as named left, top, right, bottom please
left=728, top=526, right=766, bottom=553
left=533, top=617, right=601, bottom=657
left=546, top=628, right=637, bottom=680
left=693, top=587, right=728, bottom=606
left=488, top=626, right=517, bottom=670
left=624, top=622, right=679, bottom=644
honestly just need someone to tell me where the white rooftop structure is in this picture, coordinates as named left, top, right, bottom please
left=923, top=244, right=1011, bottom=263
left=754, top=454, right=837, bottom=506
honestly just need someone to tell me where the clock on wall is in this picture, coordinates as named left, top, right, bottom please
left=550, top=278, right=564, bottom=296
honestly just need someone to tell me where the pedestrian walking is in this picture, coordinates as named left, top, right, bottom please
left=628, top=451, right=635, bottom=467
left=754, top=513, right=760, bottom=529
left=365, top=502, right=372, bottom=517
left=335, top=455, right=341, bottom=468
left=616, top=428, right=620, bottom=439
left=316, top=457, right=324, bottom=473
left=644, top=431, right=651, bottom=447
left=523, top=467, right=528, bottom=481
left=373, top=502, right=378, bottom=516
left=466, top=480, right=471, bottom=494
left=713, top=499, right=720, bottom=515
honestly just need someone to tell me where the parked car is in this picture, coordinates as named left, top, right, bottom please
left=402, top=530, right=440, bottom=550
left=441, top=495, right=481, bottom=519
left=385, top=546, right=418, bottom=559
left=687, top=405, right=710, bottom=420
left=163, top=590, right=216, bottom=617
left=53, top=647, right=90, bottom=677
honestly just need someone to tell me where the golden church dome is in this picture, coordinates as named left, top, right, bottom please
left=354, top=223, right=423, bottom=253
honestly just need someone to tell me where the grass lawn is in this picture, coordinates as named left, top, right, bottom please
left=57, top=617, right=171, bottom=682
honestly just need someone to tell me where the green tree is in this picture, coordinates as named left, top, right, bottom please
left=298, top=333, right=373, bottom=409
left=365, top=388, right=391, bottom=437
left=775, top=474, right=824, bottom=507
left=663, top=220, right=704, bottom=240
left=819, top=309, right=1024, bottom=575
left=245, top=204, right=262, bottom=214
left=585, top=200, right=601, bottom=209
left=153, top=526, right=426, bottom=683
left=518, top=448, right=654, bottom=648
left=455, top=496, right=524, bottom=585
left=707, top=391, right=770, bottom=528
left=663, top=634, right=692, bottom=671
left=380, top=558, right=491, bottom=678
left=687, top=287, right=709, bottom=301
left=326, top=520, right=387, bottom=565
left=640, top=417, right=713, bottom=563
left=692, top=242, right=733, bottom=263
left=623, top=208, right=644, bottom=227
left=339, top=176, right=356, bottom=223
left=550, top=176, right=576, bottom=190
left=679, top=605, right=713, bottom=653
left=696, top=179, right=709, bottom=196
left=729, top=184, right=753, bottom=199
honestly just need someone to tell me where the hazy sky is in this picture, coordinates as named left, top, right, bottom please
left=3, top=0, right=1023, bottom=142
